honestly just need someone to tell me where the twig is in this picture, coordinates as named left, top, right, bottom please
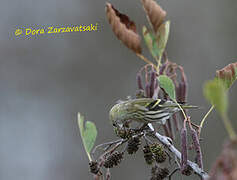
left=168, top=168, right=180, bottom=180
left=147, top=123, right=209, bottom=179
left=103, top=140, right=123, bottom=152
left=97, top=140, right=127, bottom=169
left=136, top=53, right=156, bottom=68
left=174, top=156, right=181, bottom=169
left=143, top=134, right=153, bottom=144
left=94, top=174, right=103, bottom=180
left=98, top=133, right=143, bottom=169
left=106, top=169, right=111, bottom=180
left=92, top=139, right=123, bottom=156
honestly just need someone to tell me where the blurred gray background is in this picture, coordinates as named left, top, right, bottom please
left=0, top=0, right=236, bottom=179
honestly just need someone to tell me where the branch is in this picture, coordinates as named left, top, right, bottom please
left=147, top=123, right=209, bottom=179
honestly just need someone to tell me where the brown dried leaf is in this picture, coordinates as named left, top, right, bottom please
left=216, top=62, right=237, bottom=89
left=105, top=3, right=142, bottom=54
left=141, top=0, right=166, bottom=32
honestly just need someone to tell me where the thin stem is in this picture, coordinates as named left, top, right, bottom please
left=87, top=152, right=92, bottom=162
left=136, top=53, right=156, bottom=68
left=156, top=56, right=162, bottom=73
left=199, top=105, right=236, bottom=140
left=175, top=100, right=188, bottom=120
left=198, top=105, right=214, bottom=136
left=222, top=113, right=237, bottom=140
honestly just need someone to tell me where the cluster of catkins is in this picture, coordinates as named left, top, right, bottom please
left=89, top=135, right=169, bottom=180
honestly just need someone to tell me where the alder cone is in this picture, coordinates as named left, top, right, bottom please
left=89, top=161, right=100, bottom=174
left=141, top=0, right=166, bottom=32
left=103, top=151, right=123, bottom=168
left=106, top=3, right=142, bottom=54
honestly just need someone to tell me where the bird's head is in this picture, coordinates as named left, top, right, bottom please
left=109, top=100, right=131, bottom=128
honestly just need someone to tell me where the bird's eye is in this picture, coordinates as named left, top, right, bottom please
left=112, top=123, right=116, bottom=127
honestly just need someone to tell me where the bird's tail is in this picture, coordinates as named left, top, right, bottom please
left=180, top=105, right=199, bottom=109
left=159, top=100, right=199, bottom=110
left=161, top=104, right=199, bottom=109
left=176, top=101, right=199, bottom=109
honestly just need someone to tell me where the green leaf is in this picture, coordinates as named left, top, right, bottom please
left=203, top=79, right=228, bottom=116
left=143, top=26, right=160, bottom=59
left=156, top=21, right=170, bottom=59
left=216, top=62, right=237, bottom=90
left=143, top=21, right=170, bottom=62
left=158, top=75, right=176, bottom=100
left=78, top=113, right=97, bottom=161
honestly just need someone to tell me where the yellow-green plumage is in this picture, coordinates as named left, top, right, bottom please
left=109, top=98, right=197, bottom=127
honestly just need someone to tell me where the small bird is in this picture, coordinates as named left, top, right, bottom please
left=109, top=98, right=198, bottom=128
